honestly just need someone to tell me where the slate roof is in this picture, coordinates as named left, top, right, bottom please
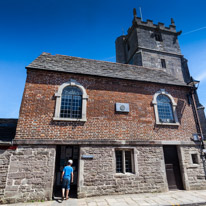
left=26, top=52, right=187, bottom=86
left=0, top=119, right=18, bottom=143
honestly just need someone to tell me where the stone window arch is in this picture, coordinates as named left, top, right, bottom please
left=152, top=89, right=179, bottom=126
left=53, top=79, right=88, bottom=122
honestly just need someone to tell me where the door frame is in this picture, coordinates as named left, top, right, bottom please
left=163, top=145, right=184, bottom=190
left=53, top=145, right=80, bottom=198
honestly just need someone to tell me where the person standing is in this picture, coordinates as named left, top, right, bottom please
left=61, top=159, right=74, bottom=200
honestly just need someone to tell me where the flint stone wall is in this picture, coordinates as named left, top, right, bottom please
left=1, top=145, right=56, bottom=204
left=78, top=145, right=168, bottom=198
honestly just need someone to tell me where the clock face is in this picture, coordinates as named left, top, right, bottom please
left=120, top=105, right=125, bottom=111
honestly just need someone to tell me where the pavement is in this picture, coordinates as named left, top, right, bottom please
left=2, top=190, right=206, bottom=206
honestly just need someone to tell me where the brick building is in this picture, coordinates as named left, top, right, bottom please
left=1, top=9, right=206, bottom=203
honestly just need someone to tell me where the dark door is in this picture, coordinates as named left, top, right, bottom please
left=163, top=145, right=183, bottom=190
left=53, top=145, right=79, bottom=198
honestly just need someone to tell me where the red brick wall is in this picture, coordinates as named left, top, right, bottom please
left=15, top=69, right=197, bottom=141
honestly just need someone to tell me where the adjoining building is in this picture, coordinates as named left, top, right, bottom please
left=1, top=9, right=206, bottom=204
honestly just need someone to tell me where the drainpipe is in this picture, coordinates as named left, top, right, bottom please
left=190, top=86, right=206, bottom=179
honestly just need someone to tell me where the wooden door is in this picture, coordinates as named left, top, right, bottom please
left=163, top=146, right=183, bottom=190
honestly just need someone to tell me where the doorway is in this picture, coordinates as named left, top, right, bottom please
left=163, top=145, right=183, bottom=190
left=53, top=145, right=79, bottom=198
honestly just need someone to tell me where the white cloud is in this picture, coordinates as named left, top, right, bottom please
left=196, top=71, right=206, bottom=82
left=182, top=26, right=206, bottom=36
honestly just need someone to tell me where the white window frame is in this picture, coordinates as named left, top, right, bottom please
left=53, top=79, right=88, bottom=122
left=152, top=89, right=179, bottom=126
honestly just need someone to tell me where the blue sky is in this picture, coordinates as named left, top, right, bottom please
left=0, top=0, right=206, bottom=118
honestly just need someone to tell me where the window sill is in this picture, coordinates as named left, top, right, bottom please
left=187, top=164, right=199, bottom=168
left=114, top=173, right=135, bottom=177
left=53, top=117, right=87, bottom=122
left=155, top=122, right=180, bottom=126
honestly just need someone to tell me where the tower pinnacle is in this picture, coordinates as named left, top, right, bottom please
left=133, top=8, right=137, bottom=17
left=171, top=18, right=175, bottom=26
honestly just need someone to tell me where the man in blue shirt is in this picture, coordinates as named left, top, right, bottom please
left=61, top=159, right=74, bottom=200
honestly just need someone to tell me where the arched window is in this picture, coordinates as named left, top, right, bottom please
left=152, top=89, right=179, bottom=125
left=53, top=79, right=88, bottom=122
left=60, top=86, right=82, bottom=118
left=157, top=94, right=174, bottom=123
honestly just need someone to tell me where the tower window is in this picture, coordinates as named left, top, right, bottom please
left=161, top=59, right=166, bottom=68
left=155, top=33, right=162, bottom=42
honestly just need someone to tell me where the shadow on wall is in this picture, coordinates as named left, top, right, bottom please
left=176, top=99, right=187, bottom=125
left=153, top=99, right=187, bottom=131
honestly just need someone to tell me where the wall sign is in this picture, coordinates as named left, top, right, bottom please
left=81, top=155, right=94, bottom=159
left=116, top=103, right=129, bottom=112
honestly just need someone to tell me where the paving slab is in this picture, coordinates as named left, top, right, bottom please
left=1, top=190, right=206, bottom=206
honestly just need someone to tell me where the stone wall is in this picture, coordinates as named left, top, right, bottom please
left=1, top=145, right=56, bottom=204
left=180, top=145, right=206, bottom=190
left=141, top=50, right=183, bottom=81
left=0, top=147, right=15, bottom=203
left=78, top=145, right=167, bottom=198
left=136, top=27, right=181, bottom=54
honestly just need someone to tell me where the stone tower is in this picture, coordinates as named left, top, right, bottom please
left=115, top=9, right=190, bottom=83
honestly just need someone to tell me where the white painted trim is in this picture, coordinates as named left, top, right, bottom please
left=156, top=122, right=180, bottom=126
left=54, top=79, right=88, bottom=122
left=152, top=89, right=179, bottom=126
left=53, top=117, right=87, bottom=122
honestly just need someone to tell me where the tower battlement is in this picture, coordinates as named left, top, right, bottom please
left=128, top=8, right=180, bottom=35
left=116, top=8, right=188, bottom=83
left=131, top=17, right=177, bottom=33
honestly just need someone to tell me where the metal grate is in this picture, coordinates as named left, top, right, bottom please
left=125, top=151, right=132, bottom=173
left=60, top=86, right=82, bottom=118
left=115, top=150, right=123, bottom=173
left=157, top=94, right=174, bottom=123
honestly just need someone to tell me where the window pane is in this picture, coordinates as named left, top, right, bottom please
left=71, top=95, right=82, bottom=118
left=62, top=87, right=82, bottom=95
left=157, top=95, right=174, bottom=123
left=60, top=95, right=72, bottom=118
left=60, top=86, right=82, bottom=118
left=115, top=151, right=123, bottom=173
left=125, top=151, right=132, bottom=173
